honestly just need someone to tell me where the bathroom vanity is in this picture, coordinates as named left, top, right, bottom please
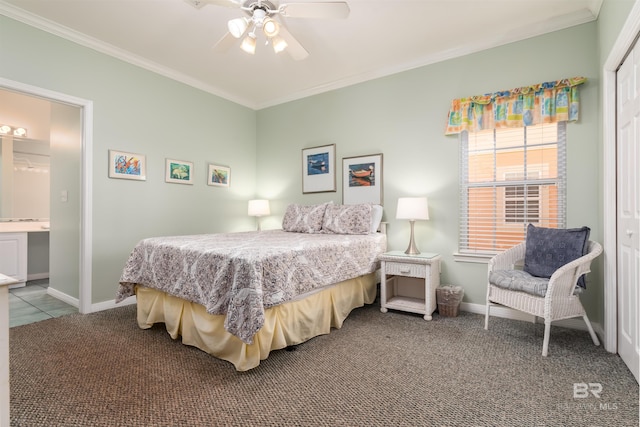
left=0, top=220, right=49, bottom=287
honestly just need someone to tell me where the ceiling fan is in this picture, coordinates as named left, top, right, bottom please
left=200, top=0, right=350, bottom=60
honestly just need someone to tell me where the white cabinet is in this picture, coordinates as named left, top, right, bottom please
left=0, top=232, right=27, bottom=285
left=0, top=273, right=18, bottom=427
left=380, top=251, right=441, bottom=320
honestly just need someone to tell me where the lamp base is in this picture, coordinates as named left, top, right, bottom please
left=404, top=220, right=421, bottom=255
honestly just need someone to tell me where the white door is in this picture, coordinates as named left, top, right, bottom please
left=616, top=40, right=640, bottom=382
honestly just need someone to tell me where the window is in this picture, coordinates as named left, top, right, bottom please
left=459, top=122, right=566, bottom=256
left=504, top=172, right=540, bottom=223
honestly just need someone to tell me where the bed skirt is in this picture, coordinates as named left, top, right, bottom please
left=134, top=272, right=377, bottom=371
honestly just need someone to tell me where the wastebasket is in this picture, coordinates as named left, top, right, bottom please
left=436, top=285, right=464, bottom=317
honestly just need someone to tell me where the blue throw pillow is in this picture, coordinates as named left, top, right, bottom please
left=523, top=224, right=590, bottom=288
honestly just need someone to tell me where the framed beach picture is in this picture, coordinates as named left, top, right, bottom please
left=208, top=164, right=230, bottom=187
left=342, top=153, right=383, bottom=205
left=302, top=144, right=336, bottom=193
left=108, top=150, right=146, bottom=181
left=165, top=158, right=194, bottom=184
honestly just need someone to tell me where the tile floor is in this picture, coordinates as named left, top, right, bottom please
left=9, top=279, right=78, bottom=327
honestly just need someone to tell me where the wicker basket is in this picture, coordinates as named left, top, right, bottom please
left=436, top=285, right=464, bottom=317
left=437, top=302, right=460, bottom=317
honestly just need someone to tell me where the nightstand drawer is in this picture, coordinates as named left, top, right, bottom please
left=385, top=261, right=426, bottom=278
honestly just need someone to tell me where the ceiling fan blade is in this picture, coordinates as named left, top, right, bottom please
left=279, top=2, right=350, bottom=19
left=212, top=31, right=238, bottom=53
left=277, top=25, right=309, bottom=61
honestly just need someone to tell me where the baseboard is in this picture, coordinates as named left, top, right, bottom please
left=47, top=287, right=79, bottom=308
left=45, top=287, right=135, bottom=313
left=461, top=302, right=604, bottom=339
left=91, top=296, right=136, bottom=313
left=41, top=290, right=605, bottom=341
left=27, top=272, right=49, bottom=281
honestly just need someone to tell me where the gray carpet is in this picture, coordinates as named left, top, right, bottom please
left=9, top=303, right=639, bottom=427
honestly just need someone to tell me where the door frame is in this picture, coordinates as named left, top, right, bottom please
left=602, top=1, right=640, bottom=353
left=0, top=77, right=93, bottom=314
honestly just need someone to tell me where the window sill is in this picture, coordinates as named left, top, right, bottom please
left=453, top=252, right=494, bottom=263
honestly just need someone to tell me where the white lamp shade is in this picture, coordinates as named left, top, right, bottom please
left=248, top=199, right=270, bottom=217
left=396, top=197, right=429, bottom=221
left=271, top=35, right=288, bottom=53
left=228, top=17, right=248, bottom=38
left=240, top=34, right=257, bottom=54
left=262, top=18, right=280, bottom=37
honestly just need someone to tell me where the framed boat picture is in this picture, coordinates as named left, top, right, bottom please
left=302, top=144, right=336, bottom=193
left=342, top=153, right=383, bottom=205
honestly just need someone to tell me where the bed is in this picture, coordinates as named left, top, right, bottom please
left=116, top=202, right=386, bottom=371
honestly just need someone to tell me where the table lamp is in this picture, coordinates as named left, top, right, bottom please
left=248, top=199, right=270, bottom=231
left=396, top=197, right=429, bottom=255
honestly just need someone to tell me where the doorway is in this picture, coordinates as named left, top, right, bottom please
left=0, top=77, right=93, bottom=314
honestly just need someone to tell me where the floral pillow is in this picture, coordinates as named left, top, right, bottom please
left=322, top=203, right=372, bottom=235
left=282, top=203, right=329, bottom=233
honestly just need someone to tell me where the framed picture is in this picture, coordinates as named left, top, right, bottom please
left=302, top=144, right=336, bottom=193
left=342, top=153, right=383, bottom=205
left=108, top=150, right=146, bottom=181
left=165, top=158, right=194, bottom=184
left=207, top=164, right=230, bottom=187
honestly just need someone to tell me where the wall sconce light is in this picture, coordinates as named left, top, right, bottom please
left=396, top=197, right=429, bottom=255
left=248, top=199, right=270, bottom=231
left=0, top=124, right=27, bottom=137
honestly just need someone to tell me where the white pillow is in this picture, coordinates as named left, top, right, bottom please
left=370, top=204, right=383, bottom=233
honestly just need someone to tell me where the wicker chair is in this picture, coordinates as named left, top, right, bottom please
left=484, top=240, right=603, bottom=356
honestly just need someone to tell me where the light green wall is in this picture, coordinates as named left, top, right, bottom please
left=49, top=102, right=81, bottom=298
left=257, top=23, right=604, bottom=318
left=0, top=16, right=257, bottom=303
left=598, top=0, right=636, bottom=58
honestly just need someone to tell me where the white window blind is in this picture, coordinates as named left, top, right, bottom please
left=459, top=122, right=566, bottom=255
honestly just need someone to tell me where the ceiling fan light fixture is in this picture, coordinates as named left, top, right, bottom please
left=240, top=33, right=257, bottom=54
left=262, top=18, right=279, bottom=37
left=271, top=35, right=287, bottom=53
left=228, top=17, right=249, bottom=38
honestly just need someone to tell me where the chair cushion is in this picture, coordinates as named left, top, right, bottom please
left=489, top=269, right=550, bottom=297
left=523, top=224, right=590, bottom=288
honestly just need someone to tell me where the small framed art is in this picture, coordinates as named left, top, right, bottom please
left=165, top=158, right=194, bottom=184
left=208, top=164, right=230, bottom=187
left=108, top=150, right=146, bottom=181
left=302, top=143, right=336, bottom=193
left=342, top=153, right=383, bottom=205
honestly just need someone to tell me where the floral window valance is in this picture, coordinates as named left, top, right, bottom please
left=444, top=77, right=586, bottom=135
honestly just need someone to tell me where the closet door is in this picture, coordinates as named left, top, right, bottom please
left=616, top=39, right=640, bottom=382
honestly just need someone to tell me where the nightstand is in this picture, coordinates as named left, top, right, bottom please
left=379, top=251, right=441, bottom=320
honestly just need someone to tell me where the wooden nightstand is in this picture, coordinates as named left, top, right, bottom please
left=379, top=251, right=441, bottom=320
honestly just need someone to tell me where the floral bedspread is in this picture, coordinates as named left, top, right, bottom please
left=116, top=230, right=386, bottom=344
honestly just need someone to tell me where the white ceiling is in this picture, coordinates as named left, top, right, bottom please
left=1, top=0, right=602, bottom=110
